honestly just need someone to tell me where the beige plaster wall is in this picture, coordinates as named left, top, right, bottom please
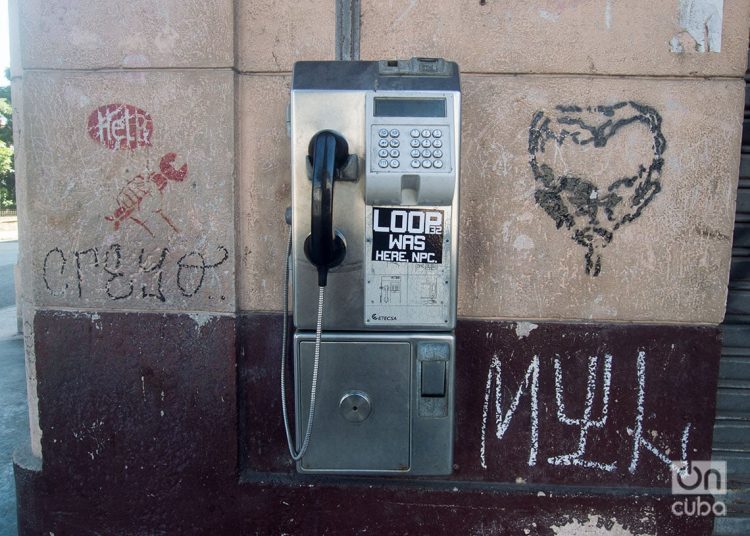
left=237, top=75, right=291, bottom=312
left=16, top=2, right=745, bottom=324
left=236, top=0, right=336, bottom=72
left=232, top=1, right=747, bottom=325
left=458, top=75, right=743, bottom=323
left=16, top=0, right=234, bottom=69
left=361, top=0, right=750, bottom=77
left=22, top=70, right=235, bottom=313
left=237, top=72, right=744, bottom=323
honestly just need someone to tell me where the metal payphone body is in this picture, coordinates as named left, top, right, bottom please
left=289, top=58, right=460, bottom=475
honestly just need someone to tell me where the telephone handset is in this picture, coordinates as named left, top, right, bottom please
left=284, top=58, right=459, bottom=474
left=304, top=130, right=349, bottom=287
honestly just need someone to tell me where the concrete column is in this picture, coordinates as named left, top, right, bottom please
left=13, top=0, right=235, bottom=483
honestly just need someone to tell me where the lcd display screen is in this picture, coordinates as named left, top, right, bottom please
left=374, top=98, right=446, bottom=118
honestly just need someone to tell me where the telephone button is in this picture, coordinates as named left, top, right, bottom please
left=410, top=160, right=421, bottom=168
left=378, top=139, right=389, bottom=148
left=389, top=139, right=400, bottom=148
left=389, top=148, right=400, bottom=158
left=378, top=159, right=389, bottom=168
left=389, top=129, right=400, bottom=138
left=421, top=129, right=431, bottom=138
left=410, top=139, right=420, bottom=148
left=432, top=129, right=442, bottom=138
left=432, top=149, right=443, bottom=158
left=389, top=159, right=399, bottom=168
left=378, top=148, right=388, bottom=158
left=421, top=148, right=432, bottom=158
left=421, top=160, right=432, bottom=169
left=410, top=128, right=420, bottom=138
left=410, top=149, right=420, bottom=158
left=378, top=128, right=388, bottom=138
left=421, top=139, right=431, bottom=148
left=433, top=160, right=443, bottom=169
left=432, top=139, right=443, bottom=148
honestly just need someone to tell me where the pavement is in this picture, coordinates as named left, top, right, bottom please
left=0, top=303, right=24, bottom=536
left=0, top=222, right=26, bottom=535
left=0, top=218, right=18, bottom=244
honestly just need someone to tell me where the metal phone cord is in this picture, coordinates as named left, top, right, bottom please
left=280, top=226, right=324, bottom=460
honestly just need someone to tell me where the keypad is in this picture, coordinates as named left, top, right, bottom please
left=373, top=125, right=448, bottom=172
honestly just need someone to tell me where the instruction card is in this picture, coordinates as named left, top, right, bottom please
left=365, top=206, right=451, bottom=326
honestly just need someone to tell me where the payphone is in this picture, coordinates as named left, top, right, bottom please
left=281, top=58, right=460, bottom=475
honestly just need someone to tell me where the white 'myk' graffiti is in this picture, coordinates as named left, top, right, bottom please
left=548, top=354, right=615, bottom=471
left=480, top=355, right=539, bottom=469
left=480, top=351, right=694, bottom=476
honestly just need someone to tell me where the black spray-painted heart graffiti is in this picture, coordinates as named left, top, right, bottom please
left=528, top=102, right=666, bottom=276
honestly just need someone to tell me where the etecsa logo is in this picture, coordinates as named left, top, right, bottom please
left=671, top=461, right=727, bottom=517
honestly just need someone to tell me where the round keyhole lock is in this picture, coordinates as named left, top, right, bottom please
left=339, top=390, right=372, bottom=423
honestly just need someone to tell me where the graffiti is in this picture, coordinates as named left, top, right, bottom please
left=528, top=102, right=666, bottom=275
left=87, top=103, right=153, bottom=150
left=42, top=248, right=68, bottom=296
left=87, top=104, right=190, bottom=238
left=105, top=152, right=188, bottom=237
left=480, top=350, right=692, bottom=477
left=177, top=248, right=230, bottom=297
left=42, top=244, right=229, bottom=302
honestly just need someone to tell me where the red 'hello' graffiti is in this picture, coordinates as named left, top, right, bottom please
left=105, top=153, right=188, bottom=237
left=88, top=103, right=153, bottom=150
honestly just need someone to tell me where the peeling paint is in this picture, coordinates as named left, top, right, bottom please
left=538, top=9, right=559, bottom=22
left=551, top=514, right=649, bottom=535
left=515, top=321, right=538, bottom=339
left=513, top=234, right=535, bottom=251
left=671, top=0, right=723, bottom=53
left=604, top=0, right=613, bottom=30
left=188, top=312, right=214, bottom=329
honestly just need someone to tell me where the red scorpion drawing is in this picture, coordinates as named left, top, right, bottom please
left=105, top=152, right=188, bottom=237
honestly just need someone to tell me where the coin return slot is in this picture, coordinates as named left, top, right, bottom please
left=421, top=361, right=446, bottom=397
left=401, top=175, right=420, bottom=205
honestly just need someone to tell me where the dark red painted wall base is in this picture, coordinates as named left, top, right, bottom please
left=13, top=310, right=721, bottom=535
